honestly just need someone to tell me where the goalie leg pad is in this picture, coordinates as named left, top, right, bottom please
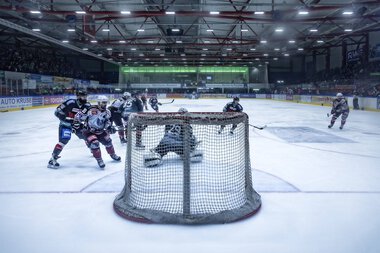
left=143, top=152, right=162, bottom=167
left=190, top=149, right=203, bottom=163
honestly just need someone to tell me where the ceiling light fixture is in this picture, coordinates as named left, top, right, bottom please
left=121, top=11, right=131, bottom=14
left=343, top=11, right=353, bottom=15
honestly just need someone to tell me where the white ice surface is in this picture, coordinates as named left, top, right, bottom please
left=1, top=98, right=380, bottom=253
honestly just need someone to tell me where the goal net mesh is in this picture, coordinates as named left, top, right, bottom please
left=114, top=112, right=261, bottom=224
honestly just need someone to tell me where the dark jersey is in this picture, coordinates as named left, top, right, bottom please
left=54, top=99, right=91, bottom=128
left=120, top=97, right=143, bottom=119
left=149, top=97, right=158, bottom=106
left=223, top=102, right=243, bottom=112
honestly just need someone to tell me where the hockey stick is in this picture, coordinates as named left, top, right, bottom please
left=159, top=99, right=175, bottom=105
left=249, top=124, right=267, bottom=130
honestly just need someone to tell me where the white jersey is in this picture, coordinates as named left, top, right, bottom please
left=76, top=106, right=112, bottom=134
left=110, top=98, right=124, bottom=112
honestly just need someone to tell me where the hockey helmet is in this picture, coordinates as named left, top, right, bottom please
left=178, top=107, right=188, bottom=113
left=97, top=95, right=109, bottom=109
left=122, top=92, right=131, bottom=100
left=76, top=90, right=87, bottom=96
left=233, top=96, right=240, bottom=102
left=76, top=90, right=88, bottom=104
left=336, top=93, right=343, bottom=98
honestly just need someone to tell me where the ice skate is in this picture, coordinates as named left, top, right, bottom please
left=47, top=155, right=60, bottom=169
left=96, top=158, right=106, bottom=169
left=110, top=153, right=121, bottom=161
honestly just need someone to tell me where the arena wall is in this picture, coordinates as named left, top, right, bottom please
left=1, top=94, right=379, bottom=112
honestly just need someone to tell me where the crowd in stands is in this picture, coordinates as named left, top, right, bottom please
left=1, top=45, right=379, bottom=97
left=0, top=46, right=118, bottom=84
left=0, top=47, right=86, bottom=79
left=277, top=60, right=380, bottom=97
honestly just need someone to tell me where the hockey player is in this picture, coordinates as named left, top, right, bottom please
left=143, top=107, right=203, bottom=167
left=141, top=93, right=148, bottom=110
left=218, top=96, right=243, bottom=134
left=353, top=94, right=360, bottom=110
left=120, top=91, right=145, bottom=149
left=47, top=90, right=91, bottom=169
left=75, top=95, right=121, bottom=168
left=149, top=95, right=161, bottom=112
left=328, top=93, right=350, bottom=130
left=108, top=92, right=131, bottom=143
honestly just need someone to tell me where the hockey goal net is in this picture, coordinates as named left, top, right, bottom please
left=113, top=112, right=261, bottom=224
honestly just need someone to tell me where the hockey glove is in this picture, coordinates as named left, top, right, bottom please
left=107, top=126, right=117, bottom=134
left=158, top=103, right=162, bottom=106
left=72, top=121, right=81, bottom=129
left=331, top=109, right=335, bottom=114
left=71, top=121, right=82, bottom=133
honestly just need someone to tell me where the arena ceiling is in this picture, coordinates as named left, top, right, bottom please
left=1, top=0, right=380, bottom=67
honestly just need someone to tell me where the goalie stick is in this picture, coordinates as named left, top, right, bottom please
left=159, top=99, right=175, bottom=105
left=249, top=124, right=267, bottom=130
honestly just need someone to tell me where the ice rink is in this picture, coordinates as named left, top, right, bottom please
left=1, top=98, right=380, bottom=253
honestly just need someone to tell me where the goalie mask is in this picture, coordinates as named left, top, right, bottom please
left=97, top=95, right=109, bottom=110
